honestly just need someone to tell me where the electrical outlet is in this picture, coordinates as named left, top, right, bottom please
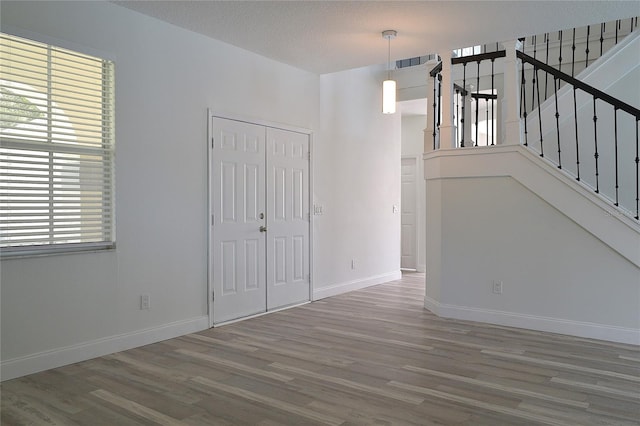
left=492, top=281, right=503, bottom=294
left=140, top=294, right=151, bottom=310
left=351, top=259, right=356, bottom=270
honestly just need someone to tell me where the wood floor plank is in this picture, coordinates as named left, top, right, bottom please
left=313, top=326, right=435, bottom=352
left=174, top=349, right=295, bottom=383
left=550, top=376, right=640, bottom=400
left=269, top=362, right=425, bottom=405
left=388, top=380, right=575, bottom=426
left=90, top=389, right=188, bottom=425
left=482, top=350, right=640, bottom=382
left=180, top=333, right=260, bottom=353
left=2, top=272, right=639, bottom=425
left=402, top=364, right=590, bottom=408
left=190, top=376, right=344, bottom=425
left=1, top=391, right=78, bottom=426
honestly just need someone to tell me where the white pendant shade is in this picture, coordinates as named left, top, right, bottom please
left=382, top=79, right=396, bottom=114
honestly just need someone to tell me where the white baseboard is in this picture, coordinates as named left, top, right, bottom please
left=424, top=297, right=639, bottom=346
left=313, top=271, right=402, bottom=301
left=1, top=316, right=209, bottom=381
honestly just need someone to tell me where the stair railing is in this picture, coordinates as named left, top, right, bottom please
left=520, top=17, right=638, bottom=108
left=429, top=62, right=442, bottom=150
left=426, top=16, right=639, bottom=220
left=429, top=49, right=506, bottom=149
left=518, top=49, right=640, bottom=220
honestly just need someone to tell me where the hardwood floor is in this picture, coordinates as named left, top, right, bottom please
left=2, top=272, right=639, bottom=425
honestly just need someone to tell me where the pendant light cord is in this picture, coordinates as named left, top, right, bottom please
left=382, top=30, right=396, bottom=79
left=387, top=35, right=391, bottom=80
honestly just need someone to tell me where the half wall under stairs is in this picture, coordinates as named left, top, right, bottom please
left=423, top=145, right=640, bottom=345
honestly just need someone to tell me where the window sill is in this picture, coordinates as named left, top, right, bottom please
left=0, top=243, right=116, bottom=260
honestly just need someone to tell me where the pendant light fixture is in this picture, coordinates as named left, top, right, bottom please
left=382, top=30, right=397, bottom=114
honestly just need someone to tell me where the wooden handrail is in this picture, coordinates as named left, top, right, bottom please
left=517, top=50, right=640, bottom=118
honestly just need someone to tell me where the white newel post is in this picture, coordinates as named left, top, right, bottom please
left=502, top=39, right=524, bottom=145
left=438, top=50, right=455, bottom=149
left=424, top=68, right=436, bottom=153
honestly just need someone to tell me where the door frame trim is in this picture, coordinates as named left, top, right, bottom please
left=207, top=110, right=314, bottom=328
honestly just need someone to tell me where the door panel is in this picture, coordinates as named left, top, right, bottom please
left=245, top=239, right=260, bottom=290
left=245, top=165, right=259, bottom=221
left=266, top=128, right=310, bottom=309
left=401, top=157, right=417, bottom=269
left=212, top=118, right=267, bottom=323
left=274, top=167, right=286, bottom=220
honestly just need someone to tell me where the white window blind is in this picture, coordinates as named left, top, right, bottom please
left=0, top=33, right=115, bottom=256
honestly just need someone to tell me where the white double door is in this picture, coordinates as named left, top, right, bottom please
left=211, top=117, right=310, bottom=324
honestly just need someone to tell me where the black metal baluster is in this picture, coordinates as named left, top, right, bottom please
left=432, top=74, right=437, bottom=150
left=475, top=60, right=480, bottom=146
left=552, top=75, right=561, bottom=168
left=573, top=86, right=580, bottom=180
left=518, top=43, right=640, bottom=220
left=536, top=65, right=544, bottom=157
left=485, top=102, right=489, bottom=145
left=544, top=33, right=549, bottom=100
left=613, top=107, right=619, bottom=206
left=437, top=74, right=442, bottom=133
left=615, top=19, right=620, bottom=44
left=600, top=23, right=605, bottom=57
left=531, top=35, right=537, bottom=111
left=558, top=30, right=563, bottom=74
left=462, top=63, right=467, bottom=147
left=571, top=28, right=576, bottom=77
left=585, top=25, right=590, bottom=67
left=521, top=58, right=529, bottom=146
left=631, top=17, right=635, bottom=33
left=635, top=118, right=639, bottom=219
left=455, top=88, right=460, bottom=146
left=491, top=58, right=495, bottom=145
left=593, top=97, right=599, bottom=193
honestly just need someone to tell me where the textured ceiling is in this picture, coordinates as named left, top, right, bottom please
left=113, top=1, right=639, bottom=74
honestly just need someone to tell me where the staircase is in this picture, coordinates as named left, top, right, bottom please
left=427, top=18, right=639, bottom=222
left=422, top=18, right=640, bottom=345
left=522, top=29, right=640, bottom=220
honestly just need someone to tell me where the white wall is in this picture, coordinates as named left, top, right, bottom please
left=424, top=147, right=640, bottom=344
left=313, top=64, right=402, bottom=299
left=0, top=0, right=319, bottom=379
left=401, top=115, right=427, bottom=272
left=1, top=0, right=404, bottom=380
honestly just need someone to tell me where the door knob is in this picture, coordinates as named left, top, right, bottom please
left=259, top=226, right=267, bottom=233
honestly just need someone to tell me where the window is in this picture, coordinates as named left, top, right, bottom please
left=396, top=54, right=438, bottom=69
left=0, top=33, right=115, bottom=256
left=453, top=45, right=482, bottom=58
